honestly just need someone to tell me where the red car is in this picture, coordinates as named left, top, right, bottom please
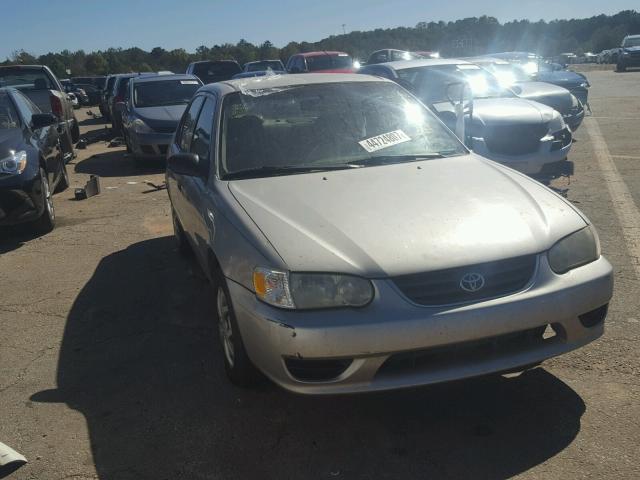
left=285, top=51, right=355, bottom=73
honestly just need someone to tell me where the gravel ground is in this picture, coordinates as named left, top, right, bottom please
left=1, top=70, right=639, bottom=480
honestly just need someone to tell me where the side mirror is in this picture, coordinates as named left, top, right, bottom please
left=167, top=153, right=206, bottom=177
left=31, top=113, right=58, bottom=130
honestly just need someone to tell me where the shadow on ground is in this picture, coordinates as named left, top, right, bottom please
left=78, top=114, right=108, bottom=127
left=0, top=225, right=46, bottom=254
left=32, top=237, right=585, bottom=479
left=74, top=151, right=165, bottom=177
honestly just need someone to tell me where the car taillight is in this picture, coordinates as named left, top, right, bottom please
left=50, top=95, right=63, bottom=118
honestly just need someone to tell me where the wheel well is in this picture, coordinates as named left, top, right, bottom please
left=207, top=249, right=222, bottom=278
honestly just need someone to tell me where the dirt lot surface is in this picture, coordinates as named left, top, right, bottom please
left=1, top=70, right=639, bottom=480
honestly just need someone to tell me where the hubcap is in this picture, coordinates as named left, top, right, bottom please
left=42, top=175, right=54, bottom=220
left=217, top=287, right=235, bottom=367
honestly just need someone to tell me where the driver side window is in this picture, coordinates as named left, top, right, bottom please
left=177, top=96, right=205, bottom=151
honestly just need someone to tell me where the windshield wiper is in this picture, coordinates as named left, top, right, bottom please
left=347, top=153, right=452, bottom=166
left=224, top=164, right=362, bottom=180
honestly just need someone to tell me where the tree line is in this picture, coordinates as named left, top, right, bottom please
left=3, top=10, right=639, bottom=78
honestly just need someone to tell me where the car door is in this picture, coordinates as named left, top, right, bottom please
left=167, top=95, right=205, bottom=247
left=181, top=95, right=217, bottom=266
left=12, top=92, right=60, bottom=184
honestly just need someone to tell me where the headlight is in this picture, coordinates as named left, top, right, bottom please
left=133, top=118, right=153, bottom=134
left=579, top=81, right=590, bottom=88
left=253, top=268, right=374, bottom=309
left=0, top=150, right=28, bottom=175
left=570, top=94, right=580, bottom=108
left=548, top=225, right=600, bottom=274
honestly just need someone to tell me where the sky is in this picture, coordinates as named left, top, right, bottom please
left=1, top=0, right=637, bottom=59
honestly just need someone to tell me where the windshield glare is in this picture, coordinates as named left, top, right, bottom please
left=399, top=65, right=510, bottom=103
left=133, top=80, right=200, bottom=108
left=486, top=63, right=531, bottom=86
left=0, top=92, right=20, bottom=130
left=307, top=55, right=353, bottom=71
left=220, top=82, right=466, bottom=178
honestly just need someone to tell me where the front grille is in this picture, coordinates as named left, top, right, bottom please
left=378, top=325, right=555, bottom=376
left=393, top=255, right=537, bottom=306
left=484, top=124, right=548, bottom=156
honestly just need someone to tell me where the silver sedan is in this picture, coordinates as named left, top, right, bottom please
left=166, top=73, right=613, bottom=395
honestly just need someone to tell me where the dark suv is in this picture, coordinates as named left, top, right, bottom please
left=185, top=60, right=241, bottom=84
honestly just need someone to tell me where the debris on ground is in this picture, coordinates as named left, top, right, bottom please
left=76, top=139, right=88, bottom=149
left=0, top=441, right=27, bottom=477
left=74, top=175, right=101, bottom=200
left=144, top=181, right=167, bottom=192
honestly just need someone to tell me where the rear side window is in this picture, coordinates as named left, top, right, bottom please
left=12, top=91, right=40, bottom=125
left=177, top=96, right=205, bottom=151
left=0, top=92, right=21, bottom=129
left=0, top=69, right=54, bottom=91
left=191, top=97, right=216, bottom=165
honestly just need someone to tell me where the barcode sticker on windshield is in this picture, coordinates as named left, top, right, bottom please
left=181, top=80, right=200, bottom=85
left=358, top=130, right=411, bottom=153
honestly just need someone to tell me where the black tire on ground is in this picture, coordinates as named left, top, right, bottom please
left=213, top=268, right=260, bottom=387
left=53, top=155, right=70, bottom=193
left=71, top=119, right=80, bottom=143
left=172, top=209, right=191, bottom=256
left=31, top=168, right=55, bottom=235
left=616, top=63, right=626, bottom=72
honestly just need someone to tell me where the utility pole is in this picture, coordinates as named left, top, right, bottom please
left=342, top=24, right=346, bottom=35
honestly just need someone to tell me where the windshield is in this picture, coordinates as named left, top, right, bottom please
left=133, top=80, right=201, bottom=108
left=0, top=69, right=54, bottom=91
left=0, top=92, right=20, bottom=130
left=193, top=62, right=241, bottom=83
left=246, top=61, right=283, bottom=72
left=307, top=54, right=353, bottom=71
left=623, top=37, right=640, bottom=47
left=484, top=63, right=531, bottom=86
left=398, top=64, right=511, bottom=103
left=219, top=82, right=466, bottom=179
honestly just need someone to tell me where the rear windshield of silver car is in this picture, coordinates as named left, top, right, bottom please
left=0, top=70, right=54, bottom=91
left=307, top=54, right=353, bottom=71
left=133, top=80, right=201, bottom=108
left=219, top=82, right=467, bottom=178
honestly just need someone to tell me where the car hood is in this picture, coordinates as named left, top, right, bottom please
left=535, top=71, right=587, bottom=88
left=228, top=155, right=587, bottom=277
left=0, top=128, right=24, bottom=158
left=134, top=105, right=187, bottom=129
left=472, top=97, right=557, bottom=127
left=512, top=82, right=574, bottom=114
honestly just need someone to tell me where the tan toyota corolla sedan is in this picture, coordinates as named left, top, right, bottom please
left=166, top=73, right=613, bottom=394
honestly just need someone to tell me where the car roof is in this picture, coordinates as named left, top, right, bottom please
left=245, top=59, right=282, bottom=64
left=373, top=58, right=472, bottom=70
left=130, top=73, right=199, bottom=84
left=201, top=73, right=391, bottom=95
left=190, top=60, right=239, bottom=65
left=298, top=51, right=350, bottom=57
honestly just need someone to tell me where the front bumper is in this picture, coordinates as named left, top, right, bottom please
left=471, top=133, right=572, bottom=175
left=229, top=255, right=613, bottom=395
left=619, top=54, right=640, bottom=68
left=128, top=131, right=173, bottom=158
left=564, top=108, right=585, bottom=132
left=0, top=173, right=45, bottom=226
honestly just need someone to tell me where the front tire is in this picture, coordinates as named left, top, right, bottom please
left=71, top=118, right=80, bottom=143
left=31, top=168, right=55, bottom=235
left=616, top=62, right=626, bottom=72
left=213, top=269, right=260, bottom=387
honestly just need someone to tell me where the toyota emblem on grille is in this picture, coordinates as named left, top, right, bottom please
left=460, top=273, right=485, bottom=293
